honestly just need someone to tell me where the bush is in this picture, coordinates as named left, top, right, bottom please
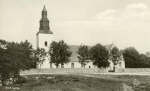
left=14, top=76, right=26, bottom=85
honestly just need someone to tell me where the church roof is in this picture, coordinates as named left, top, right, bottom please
left=38, top=30, right=53, bottom=34
left=38, top=5, right=53, bottom=34
left=69, top=44, right=119, bottom=62
left=69, top=45, right=91, bottom=62
left=69, top=45, right=80, bottom=62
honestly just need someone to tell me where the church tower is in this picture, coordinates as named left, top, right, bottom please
left=36, top=5, right=54, bottom=68
left=36, top=5, right=53, bottom=51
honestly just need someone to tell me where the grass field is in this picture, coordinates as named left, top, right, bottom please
left=83, top=74, right=150, bottom=91
left=0, top=74, right=150, bottom=91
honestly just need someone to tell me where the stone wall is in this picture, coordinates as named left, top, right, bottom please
left=21, top=68, right=150, bottom=75
left=21, top=68, right=108, bottom=75
left=125, top=68, right=150, bottom=73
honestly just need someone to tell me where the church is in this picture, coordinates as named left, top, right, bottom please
left=36, top=5, right=125, bottom=72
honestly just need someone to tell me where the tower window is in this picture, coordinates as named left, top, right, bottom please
left=45, top=41, right=48, bottom=46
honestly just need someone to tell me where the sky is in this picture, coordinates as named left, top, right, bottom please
left=0, top=0, right=150, bottom=53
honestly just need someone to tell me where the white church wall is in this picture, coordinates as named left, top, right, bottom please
left=64, top=62, right=81, bottom=68
left=37, top=57, right=50, bottom=69
left=48, top=62, right=82, bottom=68
left=108, top=61, right=114, bottom=71
left=51, top=63, right=61, bottom=68
left=40, top=59, right=50, bottom=69
left=120, top=60, right=125, bottom=69
left=38, top=33, right=56, bottom=51
left=84, top=61, right=95, bottom=68
left=64, top=63, right=72, bottom=68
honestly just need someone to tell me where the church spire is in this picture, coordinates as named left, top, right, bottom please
left=39, top=5, right=53, bottom=34
left=43, top=5, right=46, bottom=11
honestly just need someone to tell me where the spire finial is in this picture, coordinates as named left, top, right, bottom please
left=43, top=5, right=46, bottom=11
left=42, top=0, right=46, bottom=11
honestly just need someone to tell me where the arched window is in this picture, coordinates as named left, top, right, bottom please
left=45, top=41, right=47, bottom=46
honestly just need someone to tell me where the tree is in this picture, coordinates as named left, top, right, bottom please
left=111, top=47, right=121, bottom=71
left=122, top=47, right=142, bottom=68
left=123, top=47, right=150, bottom=68
left=49, top=40, right=72, bottom=68
left=0, top=40, right=10, bottom=85
left=89, top=44, right=109, bottom=68
left=34, top=48, right=46, bottom=68
left=145, top=52, right=150, bottom=57
left=138, top=53, right=150, bottom=67
left=0, top=40, right=35, bottom=85
left=77, top=45, right=89, bottom=68
left=7, top=40, right=34, bottom=70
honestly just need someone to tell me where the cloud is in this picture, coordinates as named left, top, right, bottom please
left=95, top=9, right=117, bottom=20
left=126, top=3, right=147, bottom=10
left=94, top=3, right=150, bottom=21
left=124, top=3, right=150, bottom=19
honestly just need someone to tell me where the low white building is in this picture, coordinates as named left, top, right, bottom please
left=36, top=6, right=125, bottom=72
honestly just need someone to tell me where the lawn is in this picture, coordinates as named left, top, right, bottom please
left=0, top=74, right=150, bottom=91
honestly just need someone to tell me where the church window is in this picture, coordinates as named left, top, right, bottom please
left=45, top=41, right=47, bottom=46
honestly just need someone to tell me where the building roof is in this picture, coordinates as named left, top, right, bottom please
left=68, top=44, right=119, bottom=62
left=69, top=45, right=79, bottom=62
left=69, top=45, right=91, bottom=62
left=38, top=6, right=53, bottom=34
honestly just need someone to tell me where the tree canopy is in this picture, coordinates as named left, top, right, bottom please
left=111, top=47, right=121, bottom=65
left=122, top=47, right=150, bottom=68
left=33, top=48, right=46, bottom=68
left=77, top=45, right=89, bottom=68
left=49, top=40, right=72, bottom=68
left=0, top=40, right=35, bottom=85
left=89, top=44, right=109, bottom=68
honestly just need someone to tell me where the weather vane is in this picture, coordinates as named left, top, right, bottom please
left=43, top=0, right=46, bottom=5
